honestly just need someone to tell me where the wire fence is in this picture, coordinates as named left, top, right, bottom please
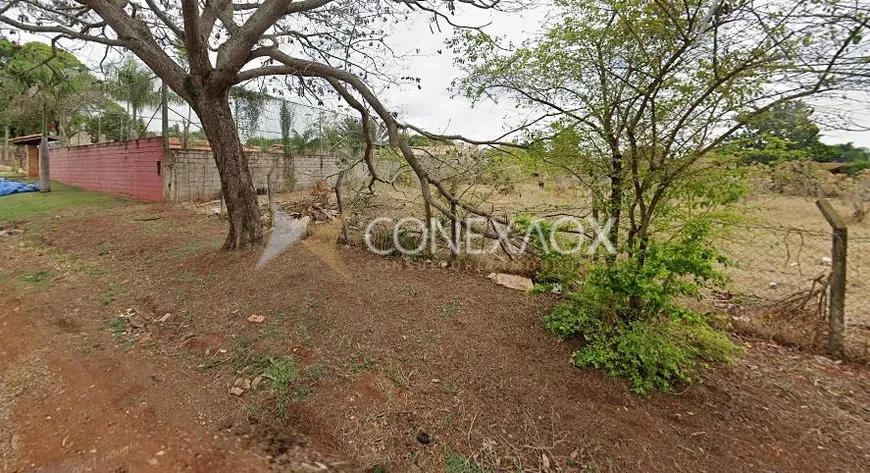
left=714, top=219, right=870, bottom=360
left=49, top=91, right=367, bottom=160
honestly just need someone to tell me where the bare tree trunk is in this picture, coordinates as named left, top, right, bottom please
left=607, top=150, right=623, bottom=261
left=197, top=94, right=263, bottom=250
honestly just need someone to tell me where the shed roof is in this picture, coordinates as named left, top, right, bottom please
left=7, top=134, right=59, bottom=145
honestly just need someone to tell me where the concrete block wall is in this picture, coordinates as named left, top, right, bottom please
left=51, top=138, right=164, bottom=201
left=164, top=149, right=221, bottom=201
left=48, top=139, right=401, bottom=203
left=293, top=155, right=341, bottom=189
left=164, top=150, right=348, bottom=202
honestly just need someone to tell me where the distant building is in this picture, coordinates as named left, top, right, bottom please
left=7, top=134, right=59, bottom=178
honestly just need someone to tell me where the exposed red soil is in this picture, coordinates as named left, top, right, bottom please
left=1, top=201, right=868, bottom=472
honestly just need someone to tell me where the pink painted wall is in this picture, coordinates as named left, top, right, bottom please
left=50, top=138, right=165, bottom=201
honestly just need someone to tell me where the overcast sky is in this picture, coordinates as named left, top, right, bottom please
left=7, top=3, right=869, bottom=148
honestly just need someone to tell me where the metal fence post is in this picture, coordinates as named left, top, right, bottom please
left=816, top=199, right=847, bottom=357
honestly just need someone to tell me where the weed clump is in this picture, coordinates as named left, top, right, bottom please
left=545, top=222, right=741, bottom=394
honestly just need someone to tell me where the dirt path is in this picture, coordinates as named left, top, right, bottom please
left=1, top=200, right=869, bottom=472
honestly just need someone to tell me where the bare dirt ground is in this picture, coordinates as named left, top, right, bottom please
left=2, top=195, right=869, bottom=472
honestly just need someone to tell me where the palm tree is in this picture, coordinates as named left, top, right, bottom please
left=287, top=129, right=320, bottom=154
left=110, top=56, right=159, bottom=139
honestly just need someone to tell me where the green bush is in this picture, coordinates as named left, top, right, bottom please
left=841, top=160, right=870, bottom=176
left=546, top=222, right=741, bottom=394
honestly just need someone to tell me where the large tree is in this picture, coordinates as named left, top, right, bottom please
left=454, top=0, right=869, bottom=258
left=453, top=0, right=869, bottom=389
left=0, top=0, right=517, bottom=249
left=727, top=101, right=832, bottom=164
left=1, top=39, right=99, bottom=139
left=110, top=55, right=160, bottom=139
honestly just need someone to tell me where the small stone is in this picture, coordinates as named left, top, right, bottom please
left=147, top=458, right=159, bottom=467
left=251, top=375, right=263, bottom=389
left=229, top=387, right=245, bottom=397
left=246, top=314, right=265, bottom=323
left=415, top=430, right=431, bottom=445
left=487, top=273, right=534, bottom=292
left=768, top=282, right=778, bottom=290
left=130, top=317, right=145, bottom=329
left=157, top=313, right=172, bottom=323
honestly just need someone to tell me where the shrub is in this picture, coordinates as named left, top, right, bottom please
left=842, top=160, right=870, bottom=176
left=546, top=222, right=741, bottom=394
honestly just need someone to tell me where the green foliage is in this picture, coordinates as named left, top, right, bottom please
left=725, top=102, right=870, bottom=167
left=245, top=136, right=282, bottom=150
left=514, top=215, right=584, bottom=289
left=286, top=128, right=321, bottom=154
left=1, top=40, right=98, bottom=137
left=545, top=223, right=740, bottom=394
left=728, top=101, right=826, bottom=163
left=841, top=160, right=870, bottom=176
left=264, top=356, right=299, bottom=391
left=564, top=317, right=738, bottom=394
left=107, top=317, right=129, bottom=338
left=232, top=337, right=272, bottom=372
left=406, top=133, right=440, bottom=147
left=827, top=142, right=870, bottom=164
left=84, top=101, right=142, bottom=143
left=443, top=449, right=485, bottom=473
left=99, top=283, right=128, bottom=305
left=20, top=270, right=51, bottom=283
left=230, top=87, right=269, bottom=139
left=348, top=352, right=375, bottom=373
left=479, top=146, right=539, bottom=185
left=263, top=356, right=305, bottom=417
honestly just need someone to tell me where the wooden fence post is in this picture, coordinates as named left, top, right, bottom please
left=816, top=199, right=847, bottom=358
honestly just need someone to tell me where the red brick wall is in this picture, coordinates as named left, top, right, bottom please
left=51, top=138, right=165, bottom=201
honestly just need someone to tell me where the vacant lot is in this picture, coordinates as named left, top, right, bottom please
left=1, top=184, right=869, bottom=472
left=326, top=181, right=870, bottom=357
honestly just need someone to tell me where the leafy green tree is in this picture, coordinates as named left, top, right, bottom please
left=1, top=40, right=98, bottom=138
left=3, top=0, right=523, bottom=249
left=454, top=0, right=867, bottom=391
left=109, top=56, right=160, bottom=139
left=727, top=101, right=834, bottom=163
left=287, top=129, right=321, bottom=155
left=0, top=38, right=17, bottom=133
left=322, top=116, right=381, bottom=157
left=84, top=101, right=142, bottom=143
left=828, top=142, right=870, bottom=163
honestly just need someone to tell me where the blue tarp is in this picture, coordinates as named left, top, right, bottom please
left=0, top=178, right=40, bottom=197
